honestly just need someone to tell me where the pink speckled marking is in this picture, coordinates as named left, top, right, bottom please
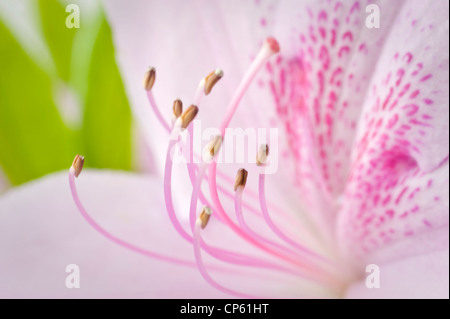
left=409, top=90, right=420, bottom=99
left=403, top=52, right=413, bottom=64
left=318, top=10, right=328, bottom=22
left=420, top=74, right=432, bottom=82
left=260, top=18, right=267, bottom=27
left=338, top=46, right=350, bottom=58
left=412, top=63, right=423, bottom=76
left=262, top=1, right=444, bottom=259
left=402, top=104, right=419, bottom=116
left=386, top=210, right=395, bottom=218
left=342, top=31, right=353, bottom=42
left=423, top=220, right=432, bottom=227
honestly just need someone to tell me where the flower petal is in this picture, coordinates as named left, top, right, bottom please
left=344, top=247, right=449, bottom=299
left=265, top=0, right=405, bottom=198
left=336, top=0, right=449, bottom=264
left=254, top=0, right=411, bottom=242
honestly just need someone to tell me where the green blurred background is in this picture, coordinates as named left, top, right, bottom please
left=0, top=0, right=133, bottom=192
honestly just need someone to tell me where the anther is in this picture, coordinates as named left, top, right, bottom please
left=234, top=169, right=248, bottom=191
left=204, top=69, right=224, bottom=95
left=143, top=67, right=156, bottom=91
left=173, top=99, right=183, bottom=118
left=177, top=105, right=199, bottom=129
left=71, top=154, right=84, bottom=178
left=199, top=206, right=212, bottom=229
left=256, top=144, right=269, bottom=166
left=202, top=135, right=222, bottom=162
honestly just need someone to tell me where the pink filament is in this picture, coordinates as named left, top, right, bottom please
left=146, top=90, right=171, bottom=132
left=219, top=39, right=279, bottom=134
left=164, top=138, right=193, bottom=242
left=68, top=169, right=193, bottom=267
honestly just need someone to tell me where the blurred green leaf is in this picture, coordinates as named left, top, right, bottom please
left=38, top=0, right=76, bottom=82
left=82, top=16, right=132, bottom=170
left=0, top=20, right=74, bottom=185
left=0, top=2, right=132, bottom=186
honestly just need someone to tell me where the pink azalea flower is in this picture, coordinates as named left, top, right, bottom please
left=0, top=0, right=448, bottom=298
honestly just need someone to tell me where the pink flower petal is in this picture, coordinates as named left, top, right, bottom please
left=265, top=0, right=405, bottom=202
left=344, top=247, right=449, bottom=299
left=336, top=0, right=449, bottom=263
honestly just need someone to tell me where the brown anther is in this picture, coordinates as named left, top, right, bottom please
left=204, top=69, right=224, bottom=95
left=173, top=99, right=183, bottom=118
left=180, top=105, right=199, bottom=129
left=234, top=168, right=248, bottom=191
left=143, top=67, right=156, bottom=91
left=72, top=154, right=85, bottom=178
left=256, top=144, right=269, bottom=166
left=200, top=206, right=212, bottom=229
left=206, top=135, right=223, bottom=157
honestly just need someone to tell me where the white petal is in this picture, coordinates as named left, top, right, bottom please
left=345, top=248, right=449, bottom=299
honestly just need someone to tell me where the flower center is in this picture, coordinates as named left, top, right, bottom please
left=69, top=37, right=351, bottom=298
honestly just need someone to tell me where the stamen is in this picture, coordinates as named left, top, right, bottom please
left=68, top=155, right=305, bottom=284
left=187, top=137, right=307, bottom=275
left=199, top=206, right=212, bottom=229
left=256, top=144, right=269, bottom=166
left=209, top=163, right=320, bottom=271
left=176, top=104, right=199, bottom=129
left=142, top=66, right=261, bottom=225
left=71, top=154, right=84, bottom=178
left=202, top=135, right=222, bottom=163
left=144, top=67, right=171, bottom=132
left=204, top=69, right=224, bottom=95
left=143, top=67, right=156, bottom=91
left=234, top=168, right=248, bottom=192
left=166, top=131, right=291, bottom=272
left=173, top=99, right=183, bottom=119
left=194, top=68, right=223, bottom=105
left=188, top=160, right=306, bottom=274
left=186, top=68, right=222, bottom=215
